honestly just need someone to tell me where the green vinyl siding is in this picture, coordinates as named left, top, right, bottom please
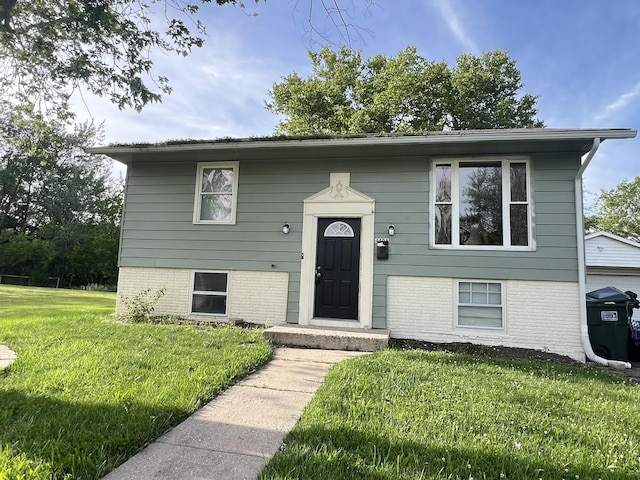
left=119, top=149, right=581, bottom=327
left=120, top=159, right=318, bottom=322
left=357, top=153, right=579, bottom=329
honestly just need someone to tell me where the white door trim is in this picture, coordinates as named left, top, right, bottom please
left=299, top=173, right=375, bottom=328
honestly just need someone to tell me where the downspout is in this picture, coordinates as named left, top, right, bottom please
left=575, top=138, right=631, bottom=369
left=114, top=162, right=129, bottom=317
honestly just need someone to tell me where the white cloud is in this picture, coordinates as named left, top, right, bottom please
left=591, top=81, right=640, bottom=124
left=431, top=0, right=479, bottom=54
left=70, top=26, right=282, bottom=144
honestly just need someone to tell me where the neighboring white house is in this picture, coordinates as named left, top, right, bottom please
left=585, top=231, right=640, bottom=295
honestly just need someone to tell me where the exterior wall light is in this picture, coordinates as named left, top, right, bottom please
left=388, top=225, right=395, bottom=236
left=282, top=223, right=291, bottom=234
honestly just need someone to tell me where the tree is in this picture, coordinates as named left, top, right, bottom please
left=448, top=51, right=543, bottom=130
left=265, top=46, right=544, bottom=135
left=586, top=177, right=640, bottom=242
left=0, top=102, right=122, bottom=287
left=0, top=0, right=374, bottom=111
left=0, top=0, right=243, bottom=111
left=0, top=104, right=114, bottom=233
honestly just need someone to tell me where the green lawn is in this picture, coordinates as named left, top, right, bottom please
left=4, top=286, right=639, bottom=480
left=260, top=350, right=640, bottom=480
left=0, top=285, right=272, bottom=479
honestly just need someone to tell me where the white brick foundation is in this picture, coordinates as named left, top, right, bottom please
left=387, top=276, right=584, bottom=362
left=228, top=270, right=289, bottom=325
left=116, top=267, right=289, bottom=325
left=116, top=267, right=192, bottom=317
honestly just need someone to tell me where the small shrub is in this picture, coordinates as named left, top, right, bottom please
left=119, top=288, right=166, bottom=323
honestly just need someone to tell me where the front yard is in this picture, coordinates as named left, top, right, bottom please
left=0, top=285, right=272, bottom=479
left=2, top=285, right=640, bottom=479
left=260, top=350, right=640, bottom=480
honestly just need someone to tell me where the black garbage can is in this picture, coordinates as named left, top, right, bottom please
left=586, top=287, right=634, bottom=361
left=625, top=291, right=640, bottom=362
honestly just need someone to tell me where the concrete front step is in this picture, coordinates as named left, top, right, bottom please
left=263, top=325, right=389, bottom=352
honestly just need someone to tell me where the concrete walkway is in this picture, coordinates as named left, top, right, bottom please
left=0, top=344, right=17, bottom=369
left=102, top=347, right=367, bottom=480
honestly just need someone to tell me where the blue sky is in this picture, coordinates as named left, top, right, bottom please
left=73, top=0, right=640, bottom=204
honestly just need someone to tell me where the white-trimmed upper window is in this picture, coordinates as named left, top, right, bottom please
left=191, top=271, right=228, bottom=315
left=457, top=281, right=504, bottom=329
left=432, top=158, right=531, bottom=249
left=194, top=162, right=239, bottom=224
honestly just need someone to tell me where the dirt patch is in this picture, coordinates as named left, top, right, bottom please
left=390, top=338, right=580, bottom=365
left=390, top=338, right=640, bottom=384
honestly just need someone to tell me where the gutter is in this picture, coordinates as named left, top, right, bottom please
left=87, top=128, right=637, bottom=156
left=575, top=138, right=631, bottom=369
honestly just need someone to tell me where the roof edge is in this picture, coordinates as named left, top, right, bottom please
left=585, top=231, right=640, bottom=248
left=87, top=128, right=637, bottom=156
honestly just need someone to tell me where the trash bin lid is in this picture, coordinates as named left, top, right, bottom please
left=586, top=286, right=630, bottom=303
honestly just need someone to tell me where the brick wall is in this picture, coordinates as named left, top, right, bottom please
left=116, top=267, right=191, bottom=316
left=387, top=276, right=454, bottom=336
left=387, top=276, right=584, bottom=362
left=228, top=270, right=289, bottom=325
left=505, top=281, right=583, bottom=361
left=116, top=267, right=289, bottom=325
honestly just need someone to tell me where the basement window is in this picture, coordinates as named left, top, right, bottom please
left=191, top=271, right=228, bottom=315
left=457, top=281, right=504, bottom=329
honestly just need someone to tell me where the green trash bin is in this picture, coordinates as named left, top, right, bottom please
left=586, top=287, right=632, bottom=361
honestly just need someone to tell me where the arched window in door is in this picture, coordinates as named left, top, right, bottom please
left=324, top=221, right=355, bottom=237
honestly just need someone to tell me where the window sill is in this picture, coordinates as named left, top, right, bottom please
left=193, top=221, right=236, bottom=226
left=456, top=325, right=506, bottom=332
left=431, top=244, right=535, bottom=252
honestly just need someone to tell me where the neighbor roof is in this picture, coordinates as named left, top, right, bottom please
left=87, top=128, right=637, bottom=165
left=586, top=231, right=640, bottom=249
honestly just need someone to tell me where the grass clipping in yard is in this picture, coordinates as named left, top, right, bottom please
left=261, top=350, right=640, bottom=480
left=0, top=286, right=271, bottom=479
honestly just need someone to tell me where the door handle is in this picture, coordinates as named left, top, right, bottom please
left=315, top=266, right=322, bottom=278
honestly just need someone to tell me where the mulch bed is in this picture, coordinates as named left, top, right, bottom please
left=390, top=338, right=640, bottom=384
left=390, top=338, right=580, bottom=364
